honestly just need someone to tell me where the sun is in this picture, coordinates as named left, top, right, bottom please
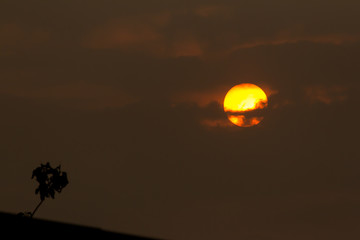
left=223, top=83, right=268, bottom=127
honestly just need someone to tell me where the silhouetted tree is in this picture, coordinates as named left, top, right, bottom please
left=18, top=162, right=69, bottom=218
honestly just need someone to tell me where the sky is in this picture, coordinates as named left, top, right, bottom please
left=1, top=0, right=360, bottom=239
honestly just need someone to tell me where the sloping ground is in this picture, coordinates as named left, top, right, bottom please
left=0, top=212, right=160, bottom=239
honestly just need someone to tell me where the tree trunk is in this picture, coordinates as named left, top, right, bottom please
left=31, top=199, right=44, bottom=218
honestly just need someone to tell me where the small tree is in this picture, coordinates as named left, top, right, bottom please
left=19, top=162, right=69, bottom=218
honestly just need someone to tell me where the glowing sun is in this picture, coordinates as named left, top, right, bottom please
left=223, top=83, right=268, bottom=127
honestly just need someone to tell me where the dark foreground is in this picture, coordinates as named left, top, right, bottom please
left=0, top=212, right=160, bottom=239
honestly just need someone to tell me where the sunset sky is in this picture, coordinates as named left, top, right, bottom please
left=1, top=1, right=360, bottom=239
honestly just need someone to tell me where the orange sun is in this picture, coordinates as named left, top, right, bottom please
left=223, top=83, right=268, bottom=127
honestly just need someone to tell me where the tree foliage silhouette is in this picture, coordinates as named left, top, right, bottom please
left=27, top=162, right=69, bottom=218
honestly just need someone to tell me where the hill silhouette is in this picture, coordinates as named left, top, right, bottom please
left=0, top=212, right=160, bottom=239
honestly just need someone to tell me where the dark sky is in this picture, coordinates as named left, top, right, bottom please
left=1, top=1, right=360, bottom=239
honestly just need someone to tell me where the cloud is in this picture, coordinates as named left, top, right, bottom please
left=305, top=85, right=348, bottom=104
left=83, top=6, right=232, bottom=58
left=193, top=5, right=229, bottom=17
left=231, top=33, right=360, bottom=51
left=84, top=21, right=360, bottom=60
left=201, top=118, right=234, bottom=128
left=171, top=37, right=204, bottom=57
left=171, top=87, right=232, bottom=128
left=172, top=86, right=229, bottom=107
left=0, top=23, right=48, bottom=54
left=83, top=16, right=165, bottom=51
left=83, top=12, right=207, bottom=58
left=82, top=4, right=360, bottom=60
left=1, top=82, right=137, bottom=110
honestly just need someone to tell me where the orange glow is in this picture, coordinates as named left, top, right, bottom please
left=228, top=115, right=245, bottom=126
left=250, top=117, right=262, bottom=126
left=223, top=83, right=268, bottom=127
